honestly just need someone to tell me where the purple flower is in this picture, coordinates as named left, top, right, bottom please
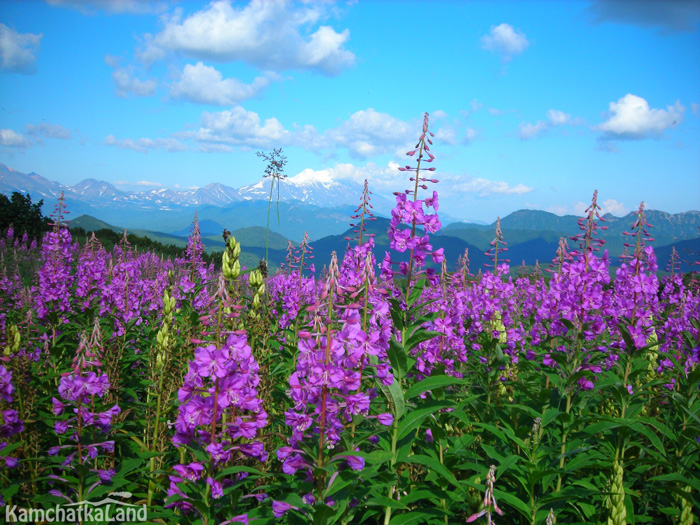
left=377, top=413, right=394, bottom=426
left=272, top=500, right=294, bottom=518
left=345, top=454, right=365, bottom=471
left=207, top=476, right=224, bottom=499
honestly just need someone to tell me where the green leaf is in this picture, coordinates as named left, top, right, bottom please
left=365, top=496, right=409, bottom=509
left=389, top=509, right=444, bottom=524
left=398, top=400, right=454, bottom=440
left=406, top=454, right=464, bottom=492
left=404, top=374, right=467, bottom=400
left=494, top=489, right=532, bottom=519
left=404, top=330, right=442, bottom=354
left=407, top=278, right=427, bottom=308
left=377, top=375, right=406, bottom=420
left=388, top=338, right=407, bottom=380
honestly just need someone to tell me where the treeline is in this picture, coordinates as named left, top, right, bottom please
left=0, top=192, right=51, bottom=241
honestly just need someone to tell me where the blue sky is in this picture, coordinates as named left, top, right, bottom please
left=1, top=0, right=699, bottom=223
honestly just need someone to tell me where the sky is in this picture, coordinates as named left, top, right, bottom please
left=0, top=0, right=699, bottom=223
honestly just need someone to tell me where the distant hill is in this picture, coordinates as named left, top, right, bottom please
left=69, top=214, right=121, bottom=233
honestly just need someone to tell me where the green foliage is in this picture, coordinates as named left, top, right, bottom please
left=0, top=191, right=51, bottom=241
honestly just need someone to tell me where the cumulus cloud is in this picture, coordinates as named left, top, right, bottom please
left=139, top=0, right=355, bottom=75
left=451, top=177, right=534, bottom=197
left=104, top=135, right=186, bottom=152
left=480, top=23, right=529, bottom=61
left=0, top=23, right=42, bottom=74
left=25, top=122, right=73, bottom=140
left=170, top=62, right=279, bottom=105
left=181, top=105, right=291, bottom=149
left=596, top=94, right=684, bottom=140
left=599, top=198, right=628, bottom=216
left=46, top=0, right=168, bottom=14
left=324, top=108, right=415, bottom=158
left=105, top=55, right=157, bottom=97
left=0, top=129, right=32, bottom=148
left=178, top=106, right=459, bottom=158
left=588, top=0, right=700, bottom=33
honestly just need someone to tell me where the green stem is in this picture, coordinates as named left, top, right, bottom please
left=384, top=416, right=399, bottom=525
left=147, top=371, right=166, bottom=507
left=265, top=178, right=274, bottom=264
left=556, top=392, right=572, bottom=492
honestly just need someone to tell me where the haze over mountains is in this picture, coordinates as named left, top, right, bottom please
left=2, top=164, right=699, bottom=273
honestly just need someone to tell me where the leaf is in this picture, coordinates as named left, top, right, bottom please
left=404, top=330, right=442, bottom=354
left=377, top=375, right=406, bottom=420
left=407, top=278, right=426, bottom=308
left=496, top=455, right=521, bottom=479
left=398, top=400, right=454, bottom=440
left=389, top=509, right=445, bottom=524
left=388, top=338, right=407, bottom=380
left=404, top=374, right=467, bottom=400
left=493, top=489, right=532, bottom=520
left=406, top=454, right=464, bottom=492
left=365, top=496, right=409, bottom=509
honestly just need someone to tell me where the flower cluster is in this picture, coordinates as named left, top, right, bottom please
left=167, top=332, right=267, bottom=512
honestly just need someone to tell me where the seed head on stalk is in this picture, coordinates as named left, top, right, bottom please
left=257, top=148, right=288, bottom=268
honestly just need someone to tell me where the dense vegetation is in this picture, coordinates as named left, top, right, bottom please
left=0, top=114, right=698, bottom=525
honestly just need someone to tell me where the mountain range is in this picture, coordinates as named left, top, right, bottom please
left=3, top=164, right=699, bottom=272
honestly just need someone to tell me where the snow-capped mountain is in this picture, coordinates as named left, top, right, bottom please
left=0, top=163, right=390, bottom=214
left=238, top=169, right=368, bottom=208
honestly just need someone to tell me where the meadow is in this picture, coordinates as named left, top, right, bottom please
left=0, top=114, right=698, bottom=524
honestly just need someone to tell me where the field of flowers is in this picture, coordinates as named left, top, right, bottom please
left=1, top=114, right=698, bottom=524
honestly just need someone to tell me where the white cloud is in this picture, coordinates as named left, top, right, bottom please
left=0, top=23, right=42, bottom=74
left=0, top=129, right=32, bottom=148
left=572, top=198, right=627, bottom=217
left=691, top=102, right=699, bottom=116
left=519, top=109, right=579, bottom=139
left=105, top=55, right=157, bottom=97
left=324, top=108, right=415, bottom=158
left=518, top=120, right=547, bottom=140
left=596, top=94, right=684, bottom=139
left=451, top=177, right=534, bottom=197
left=104, top=135, right=186, bottom=152
left=178, top=106, right=457, bottom=158
left=46, top=0, right=168, bottom=14
left=545, top=204, right=570, bottom=216
left=547, top=109, right=571, bottom=125
left=480, top=23, right=529, bottom=61
left=599, top=198, right=628, bottom=216
left=139, top=0, right=355, bottom=75
left=435, top=126, right=457, bottom=146
left=183, top=105, right=291, bottom=149
left=170, top=62, right=279, bottom=105
left=25, top=122, right=73, bottom=140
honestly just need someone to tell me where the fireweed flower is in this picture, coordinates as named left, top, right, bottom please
left=0, top=365, right=22, bottom=468
left=278, top=251, right=394, bottom=510
left=35, top=195, right=76, bottom=322
left=385, top=112, right=443, bottom=286
left=48, top=326, right=121, bottom=499
left=167, top=332, right=267, bottom=512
